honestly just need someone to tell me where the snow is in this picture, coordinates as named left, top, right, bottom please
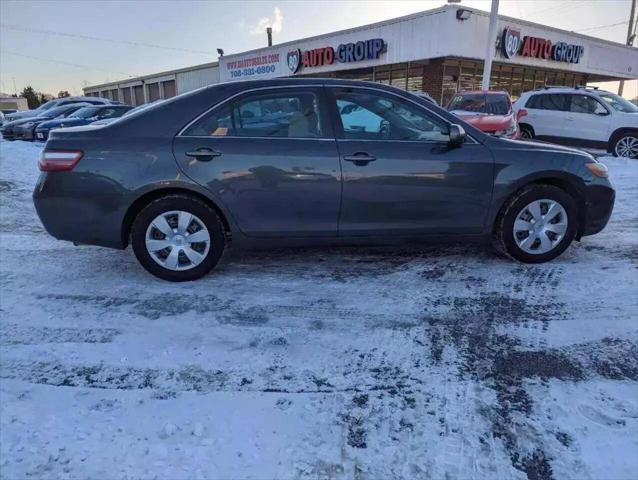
left=1, top=138, right=637, bottom=479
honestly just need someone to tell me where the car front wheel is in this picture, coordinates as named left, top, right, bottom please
left=131, top=194, right=226, bottom=281
left=612, top=133, right=638, bottom=159
left=519, top=125, right=534, bottom=140
left=493, top=185, right=577, bottom=263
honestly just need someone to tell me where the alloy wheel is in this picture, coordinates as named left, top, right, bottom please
left=145, top=210, right=211, bottom=271
left=615, top=136, right=638, bottom=159
left=513, top=199, right=568, bottom=254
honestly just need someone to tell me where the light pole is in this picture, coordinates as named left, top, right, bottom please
left=481, top=0, right=500, bottom=91
left=618, top=0, right=637, bottom=96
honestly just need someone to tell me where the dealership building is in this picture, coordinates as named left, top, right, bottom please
left=84, top=4, right=637, bottom=106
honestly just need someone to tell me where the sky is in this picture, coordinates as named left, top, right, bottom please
left=0, top=0, right=636, bottom=98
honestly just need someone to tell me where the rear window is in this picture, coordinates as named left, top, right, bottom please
left=526, top=93, right=569, bottom=111
left=183, top=90, right=323, bottom=138
left=448, top=93, right=510, bottom=115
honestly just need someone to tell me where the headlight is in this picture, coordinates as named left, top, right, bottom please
left=494, top=123, right=518, bottom=137
left=23, top=122, right=35, bottom=128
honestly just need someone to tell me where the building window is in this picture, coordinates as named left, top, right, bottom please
left=133, top=85, right=144, bottom=105
left=162, top=80, right=176, bottom=99
left=147, top=83, right=160, bottom=102
left=121, top=87, right=132, bottom=105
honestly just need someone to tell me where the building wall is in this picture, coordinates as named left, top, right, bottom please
left=176, top=66, right=219, bottom=93
left=0, top=97, right=29, bottom=111
left=219, top=5, right=636, bottom=83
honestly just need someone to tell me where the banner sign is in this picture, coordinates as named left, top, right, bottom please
left=501, top=28, right=584, bottom=64
left=226, top=53, right=281, bottom=79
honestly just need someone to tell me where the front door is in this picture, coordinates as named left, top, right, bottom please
left=327, top=87, right=494, bottom=235
left=565, top=93, right=612, bottom=143
left=173, top=86, right=341, bottom=237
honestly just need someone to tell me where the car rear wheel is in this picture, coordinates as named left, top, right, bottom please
left=131, top=194, right=226, bottom=281
left=493, top=185, right=577, bottom=263
left=612, top=133, right=638, bottom=159
left=519, top=125, right=534, bottom=140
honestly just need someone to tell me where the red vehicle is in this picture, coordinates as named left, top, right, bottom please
left=447, top=90, right=524, bottom=139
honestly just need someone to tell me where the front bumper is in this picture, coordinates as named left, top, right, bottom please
left=582, top=184, right=615, bottom=236
left=13, top=125, right=36, bottom=141
left=34, top=130, right=49, bottom=142
left=1, top=128, right=16, bottom=140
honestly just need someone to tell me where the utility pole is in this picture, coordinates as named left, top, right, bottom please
left=482, top=0, right=500, bottom=91
left=618, top=0, right=636, bottom=96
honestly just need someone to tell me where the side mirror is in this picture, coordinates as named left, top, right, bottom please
left=448, top=124, right=466, bottom=148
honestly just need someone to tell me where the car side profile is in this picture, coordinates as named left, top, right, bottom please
left=3, top=96, right=113, bottom=123
left=34, top=105, right=133, bottom=141
left=1, top=103, right=91, bottom=141
left=514, top=86, right=638, bottom=159
left=33, top=79, right=614, bottom=281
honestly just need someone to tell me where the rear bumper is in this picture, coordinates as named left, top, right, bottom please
left=582, top=184, right=615, bottom=236
left=33, top=171, right=127, bottom=249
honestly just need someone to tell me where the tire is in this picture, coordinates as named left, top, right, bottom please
left=493, top=185, right=578, bottom=263
left=519, top=124, right=534, bottom=140
left=611, top=132, right=638, bottom=159
left=131, top=194, right=226, bottom=281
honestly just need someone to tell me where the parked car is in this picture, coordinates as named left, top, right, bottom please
left=1, top=103, right=90, bottom=141
left=89, top=101, right=163, bottom=126
left=35, top=105, right=132, bottom=141
left=514, top=86, right=638, bottom=158
left=447, top=90, right=519, bottom=139
left=3, top=96, right=113, bottom=123
left=33, top=79, right=614, bottom=281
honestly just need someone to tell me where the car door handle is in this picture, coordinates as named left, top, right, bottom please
left=185, top=148, right=222, bottom=162
left=343, top=152, right=376, bottom=166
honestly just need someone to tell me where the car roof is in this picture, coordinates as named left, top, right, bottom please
left=456, top=90, right=510, bottom=96
left=524, top=87, right=612, bottom=95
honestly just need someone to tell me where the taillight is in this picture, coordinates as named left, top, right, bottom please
left=38, top=149, right=83, bottom=172
left=516, top=108, right=528, bottom=120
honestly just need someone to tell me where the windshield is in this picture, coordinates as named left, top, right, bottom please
left=70, top=107, right=100, bottom=119
left=37, top=99, right=59, bottom=111
left=42, top=105, right=78, bottom=118
left=598, top=92, right=638, bottom=113
left=448, top=93, right=511, bottom=115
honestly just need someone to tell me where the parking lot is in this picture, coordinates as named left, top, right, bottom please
left=0, top=138, right=636, bottom=479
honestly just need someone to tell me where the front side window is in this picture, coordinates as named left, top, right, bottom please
left=570, top=95, right=607, bottom=115
left=332, top=89, right=449, bottom=142
left=183, top=90, right=323, bottom=138
left=597, top=92, right=638, bottom=113
left=70, top=107, right=100, bottom=119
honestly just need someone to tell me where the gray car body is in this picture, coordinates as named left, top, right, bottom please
left=33, top=78, right=614, bottom=251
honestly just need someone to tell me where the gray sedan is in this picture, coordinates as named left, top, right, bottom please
left=33, top=79, right=614, bottom=281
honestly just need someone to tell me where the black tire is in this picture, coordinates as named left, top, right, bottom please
left=493, top=184, right=578, bottom=263
left=131, top=194, right=226, bottom=281
left=610, top=132, right=638, bottom=159
left=519, top=124, right=534, bottom=140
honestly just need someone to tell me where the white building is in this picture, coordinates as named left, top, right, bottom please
left=84, top=5, right=637, bottom=105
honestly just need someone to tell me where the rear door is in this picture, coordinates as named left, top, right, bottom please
left=565, top=94, right=612, bottom=143
left=327, top=86, right=494, bottom=235
left=525, top=93, right=569, bottom=138
left=173, top=86, right=342, bottom=237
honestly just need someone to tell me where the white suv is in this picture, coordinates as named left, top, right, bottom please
left=513, top=87, right=638, bottom=158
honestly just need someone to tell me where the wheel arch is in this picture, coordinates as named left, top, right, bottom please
left=491, top=173, right=587, bottom=240
left=608, top=127, right=638, bottom=153
left=518, top=122, right=535, bottom=136
left=121, top=186, right=233, bottom=247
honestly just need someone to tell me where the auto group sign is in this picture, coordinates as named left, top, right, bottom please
left=221, top=37, right=387, bottom=82
left=501, top=28, right=584, bottom=64
left=286, top=38, right=386, bottom=73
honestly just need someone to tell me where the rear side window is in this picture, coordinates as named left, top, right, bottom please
left=183, top=90, right=323, bottom=138
left=526, top=94, right=569, bottom=111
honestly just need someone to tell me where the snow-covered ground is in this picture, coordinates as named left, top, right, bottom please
left=0, top=138, right=636, bottom=480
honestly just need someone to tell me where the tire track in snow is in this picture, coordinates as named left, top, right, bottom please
left=0, top=324, right=119, bottom=345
